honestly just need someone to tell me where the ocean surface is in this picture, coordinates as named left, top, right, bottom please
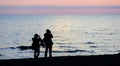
left=0, top=14, right=120, bottom=59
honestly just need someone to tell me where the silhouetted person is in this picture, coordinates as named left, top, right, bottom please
left=32, top=34, right=42, bottom=59
left=43, top=29, right=53, bottom=57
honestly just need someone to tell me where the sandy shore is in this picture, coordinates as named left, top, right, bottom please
left=0, top=53, right=120, bottom=66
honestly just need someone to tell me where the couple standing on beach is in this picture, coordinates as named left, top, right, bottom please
left=32, top=29, right=53, bottom=59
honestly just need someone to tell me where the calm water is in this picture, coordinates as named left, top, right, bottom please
left=0, top=14, right=120, bottom=59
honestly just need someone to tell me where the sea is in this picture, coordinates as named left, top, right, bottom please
left=0, top=14, right=120, bottom=59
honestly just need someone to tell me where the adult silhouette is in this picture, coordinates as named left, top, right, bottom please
left=43, top=29, right=53, bottom=57
left=32, top=34, right=42, bottom=59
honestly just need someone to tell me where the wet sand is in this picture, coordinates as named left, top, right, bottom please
left=0, top=53, right=120, bottom=66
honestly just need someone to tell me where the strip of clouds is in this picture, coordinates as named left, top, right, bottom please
left=0, top=6, right=120, bottom=14
left=0, top=6, right=120, bottom=10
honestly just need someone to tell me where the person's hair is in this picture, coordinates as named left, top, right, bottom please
left=46, top=29, right=51, bottom=33
left=34, top=34, right=39, bottom=37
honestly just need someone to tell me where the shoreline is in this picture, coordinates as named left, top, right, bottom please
left=0, top=53, right=120, bottom=66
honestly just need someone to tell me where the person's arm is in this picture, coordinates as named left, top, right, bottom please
left=32, top=38, right=34, bottom=41
left=51, top=34, right=53, bottom=38
left=38, top=36, right=42, bottom=41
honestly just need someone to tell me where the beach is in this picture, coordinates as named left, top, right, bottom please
left=0, top=53, right=120, bottom=66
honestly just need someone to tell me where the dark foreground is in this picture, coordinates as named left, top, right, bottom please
left=0, top=54, right=120, bottom=66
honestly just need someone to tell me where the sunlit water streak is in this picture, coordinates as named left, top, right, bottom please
left=0, top=14, right=120, bottom=59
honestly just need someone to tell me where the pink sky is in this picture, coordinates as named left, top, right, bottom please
left=0, top=0, right=120, bottom=14
left=0, top=0, right=120, bottom=6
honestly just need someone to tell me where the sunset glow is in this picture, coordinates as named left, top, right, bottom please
left=0, top=0, right=120, bottom=14
left=0, top=0, right=120, bottom=6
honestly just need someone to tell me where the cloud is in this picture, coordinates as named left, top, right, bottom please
left=0, top=6, right=120, bottom=9
left=0, top=6, right=120, bottom=14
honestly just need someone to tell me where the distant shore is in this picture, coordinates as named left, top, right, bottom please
left=0, top=53, right=120, bottom=66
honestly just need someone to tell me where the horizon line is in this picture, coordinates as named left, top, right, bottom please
left=0, top=13, right=120, bottom=15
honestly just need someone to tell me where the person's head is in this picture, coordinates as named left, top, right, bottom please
left=34, top=34, right=39, bottom=38
left=46, top=29, right=51, bottom=33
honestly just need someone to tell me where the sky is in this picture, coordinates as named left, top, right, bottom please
left=0, top=0, right=120, bottom=14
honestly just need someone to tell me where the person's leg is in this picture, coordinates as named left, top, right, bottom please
left=34, top=50, right=37, bottom=58
left=45, top=46, right=48, bottom=57
left=36, top=49, right=40, bottom=58
left=49, top=45, right=52, bottom=57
